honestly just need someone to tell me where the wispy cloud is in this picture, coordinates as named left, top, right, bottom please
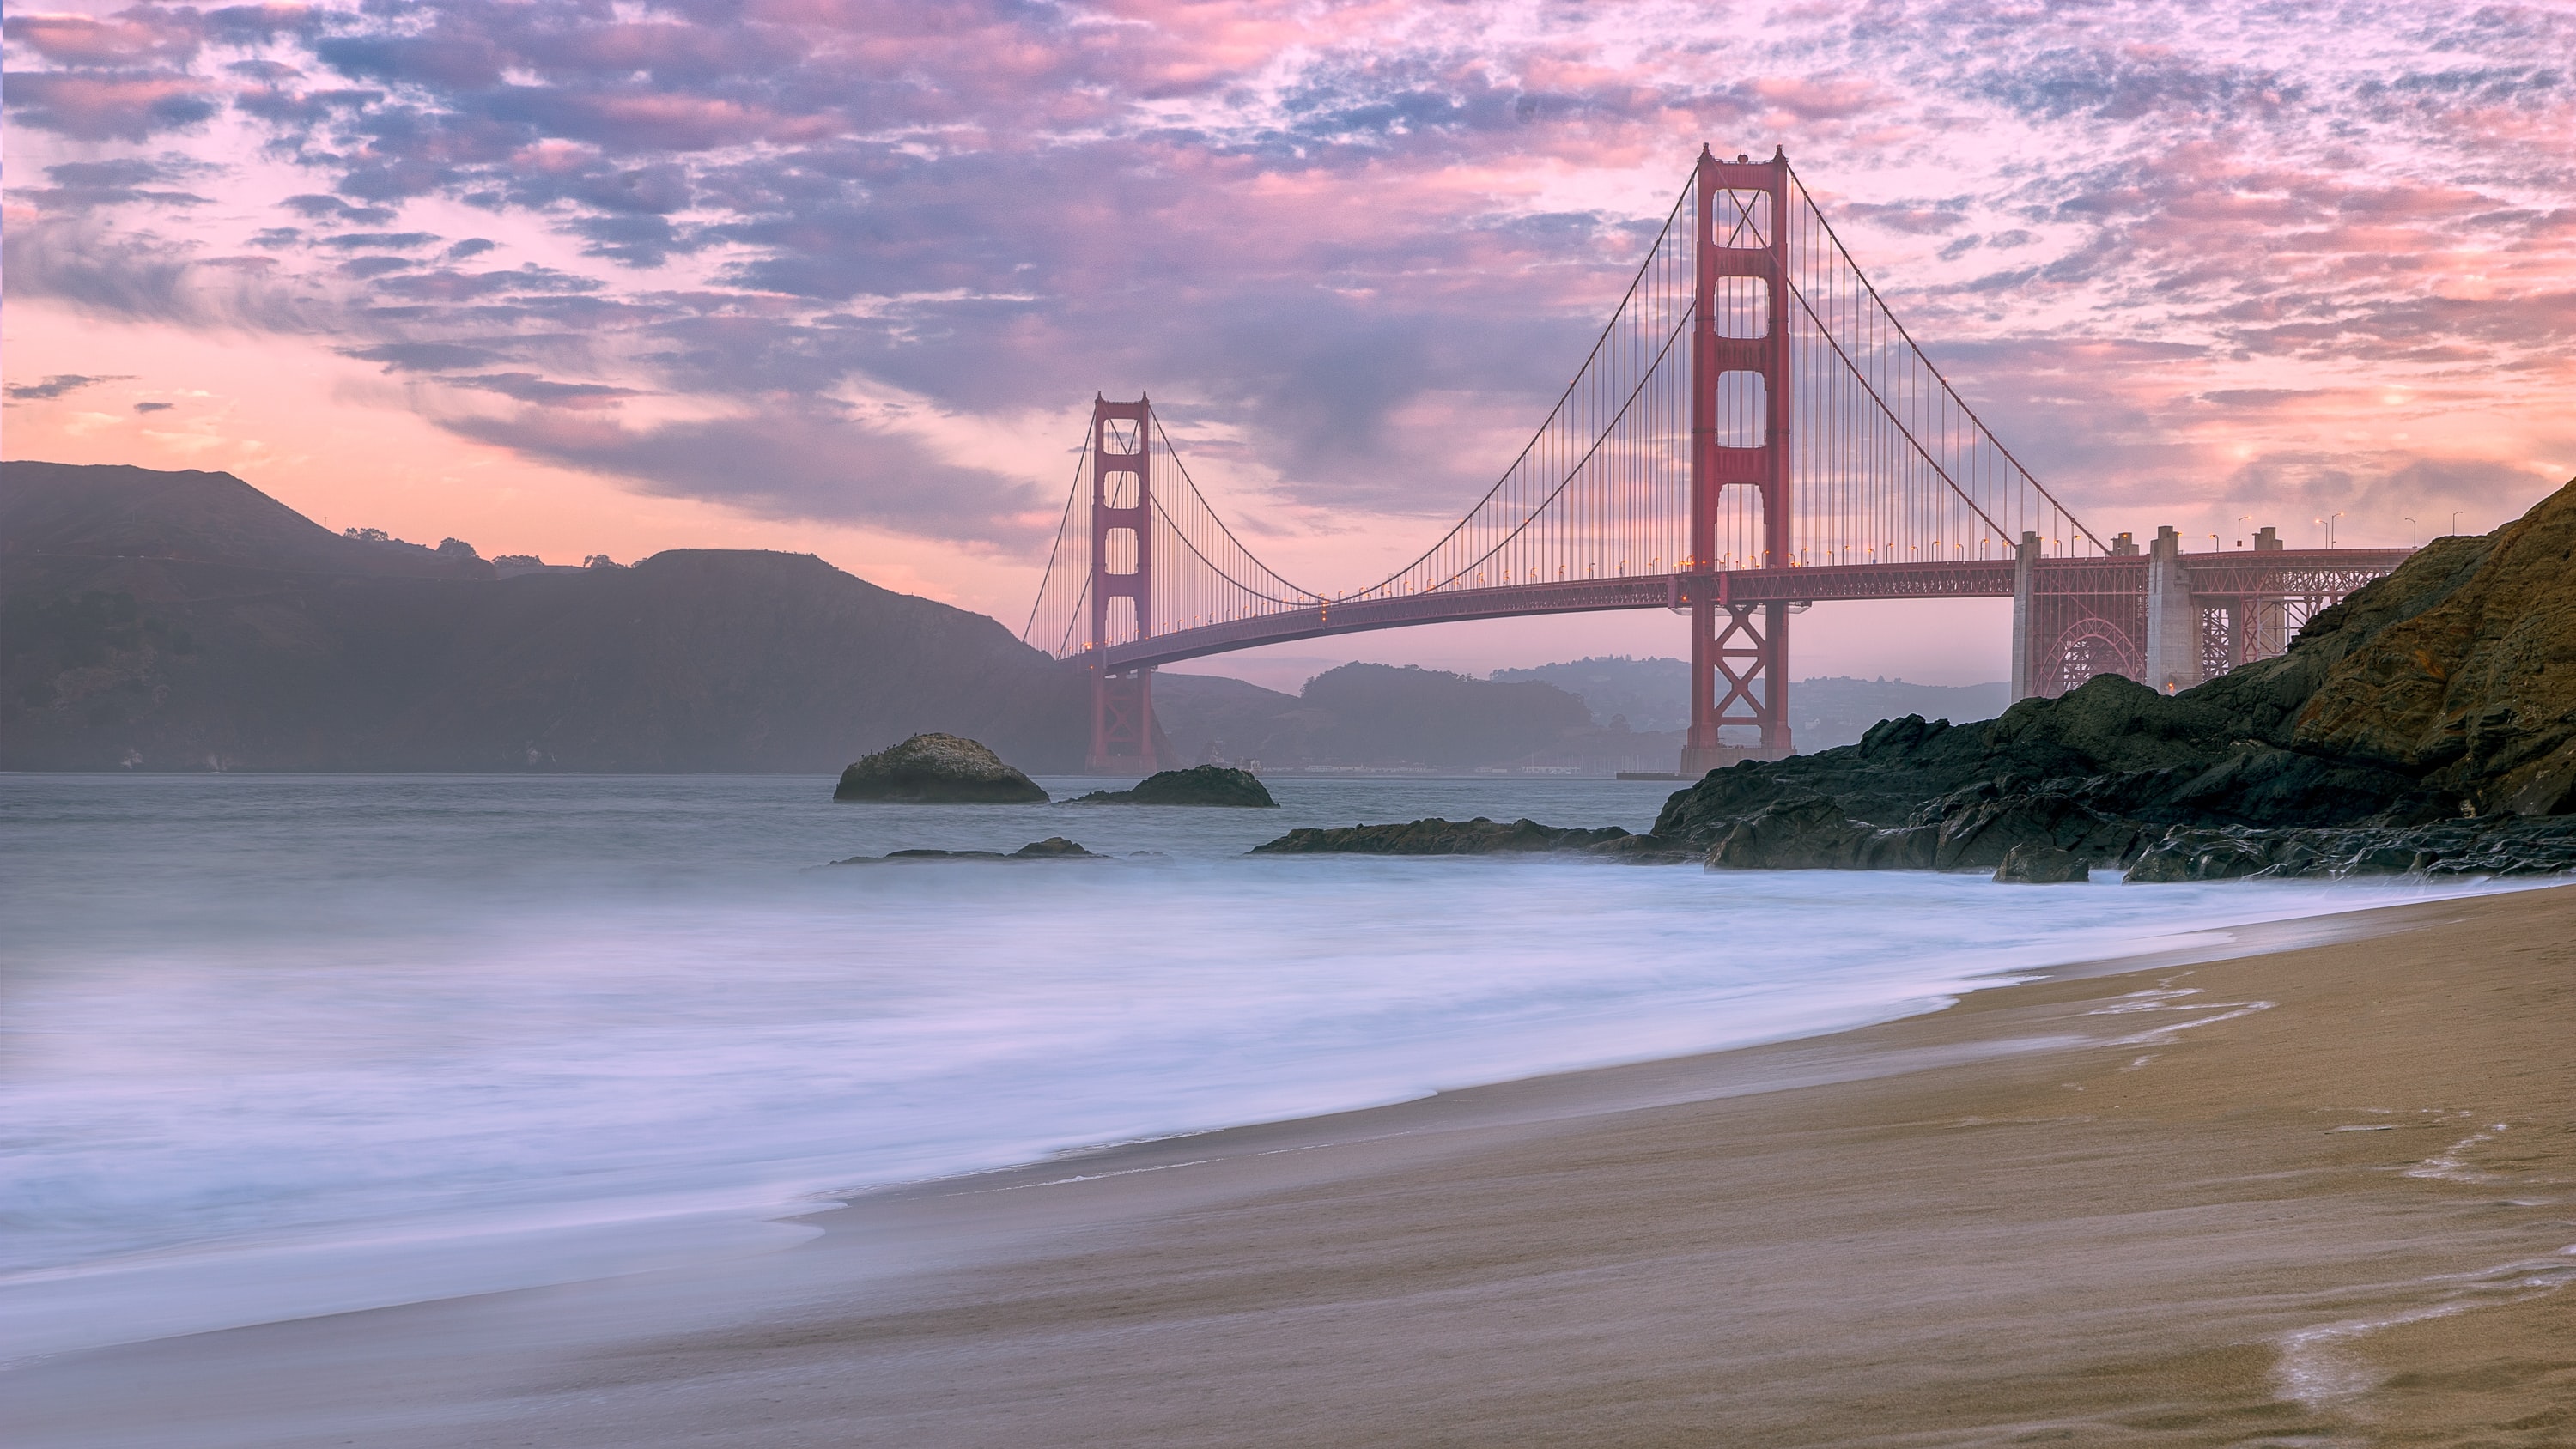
left=6, top=0, right=2571, bottom=550
left=6, top=373, right=135, bottom=401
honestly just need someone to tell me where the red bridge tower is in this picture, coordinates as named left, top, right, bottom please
left=1086, top=394, right=1158, bottom=773
left=1681, top=145, right=1795, bottom=774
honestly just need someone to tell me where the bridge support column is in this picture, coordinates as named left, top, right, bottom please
left=1681, top=142, right=1795, bottom=775
left=2010, top=530, right=2038, bottom=701
left=1682, top=592, right=1790, bottom=776
left=2142, top=524, right=2200, bottom=694
left=1086, top=395, right=1159, bottom=773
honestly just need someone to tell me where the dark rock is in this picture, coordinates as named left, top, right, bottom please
left=2123, top=828, right=2291, bottom=882
left=1994, top=844, right=2090, bottom=883
left=1704, top=797, right=1885, bottom=870
left=1250, top=816, right=1639, bottom=857
left=838, top=835, right=1098, bottom=864
left=1922, top=791, right=2145, bottom=870
left=1071, top=765, right=1277, bottom=807
left=2122, top=815, right=2576, bottom=882
left=834, top=732, right=1048, bottom=803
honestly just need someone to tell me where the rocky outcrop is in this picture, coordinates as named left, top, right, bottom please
left=1072, top=765, right=1277, bottom=807
left=1994, top=844, right=2089, bottom=883
left=2125, top=816, right=2576, bottom=882
left=2275, top=482, right=2576, bottom=815
left=833, top=733, right=1048, bottom=803
left=1250, top=816, right=1681, bottom=858
left=1656, top=480, right=2576, bottom=876
left=1697, top=788, right=2145, bottom=872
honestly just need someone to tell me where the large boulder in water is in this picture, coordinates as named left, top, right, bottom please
left=833, top=732, right=1048, bottom=803
left=1072, top=765, right=1277, bottom=807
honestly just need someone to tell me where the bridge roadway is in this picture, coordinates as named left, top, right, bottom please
left=1094, top=549, right=2413, bottom=673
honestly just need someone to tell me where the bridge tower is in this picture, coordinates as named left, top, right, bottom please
left=1086, top=395, right=1159, bottom=773
left=1681, top=145, right=1794, bottom=775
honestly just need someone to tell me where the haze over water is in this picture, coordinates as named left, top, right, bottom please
left=0, top=774, right=2515, bottom=1360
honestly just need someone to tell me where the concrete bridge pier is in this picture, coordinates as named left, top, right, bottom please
left=2010, top=531, right=2039, bottom=701
left=2142, top=525, right=2201, bottom=694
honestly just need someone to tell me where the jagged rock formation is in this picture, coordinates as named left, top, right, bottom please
left=1994, top=843, right=2089, bottom=883
left=1653, top=479, right=2576, bottom=877
left=1250, top=816, right=1681, bottom=858
left=1072, top=765, right=1278, bottom=807
left=2126, top=817, right=2576, bottom=881
left=833, top=733, right=1048, bottom=803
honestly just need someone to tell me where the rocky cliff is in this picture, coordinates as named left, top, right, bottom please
left=1649, top=478, right=2576, bottom=875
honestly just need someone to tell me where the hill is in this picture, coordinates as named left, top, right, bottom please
left=2, top=462, right=1089, bottom=773
left=1153, top=664, right=1618, bottom=771
left=1488, top=657, right=2009, bottom=750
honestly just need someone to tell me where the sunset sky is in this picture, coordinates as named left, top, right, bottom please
left=8, top=0, right=2572, bottom=687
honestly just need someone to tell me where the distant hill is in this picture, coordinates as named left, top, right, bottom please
left=2, top=462, right=1090, bottom=773
left=1490, top=656, right=2009, bottom=750
left=1153, top=664, right=1656, bottom=773
left=3, top=462, right=2020, bottom=775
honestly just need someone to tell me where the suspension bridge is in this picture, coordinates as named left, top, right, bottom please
left=1025, top=147, right=2409, bottom=773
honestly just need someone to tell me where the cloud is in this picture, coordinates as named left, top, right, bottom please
left=319, top=232, right=444, bottom=251
left=6, top=373, right=135, bottom=401
left=3, top=71, right=221, bottom=141
left=282, top=194, right=398, bottom=225
left=2, top=219, right=310, bottom=329
left=341, top=342, right=506, bottom=373
left=446, top=372, right=644, bottom=408
left=446, top=404, right=1048, bottom=544
left=3, top=11, right=201, bottom=68
left=5, top=0, right=2570, bottom=555
left=133, top=401, right=176, bottom=413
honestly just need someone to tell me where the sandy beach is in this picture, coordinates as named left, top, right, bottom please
left=15, top=881, right=2573, bottom=1449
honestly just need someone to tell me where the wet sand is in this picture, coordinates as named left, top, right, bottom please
left=15, top=883, right=2575, bottom=1448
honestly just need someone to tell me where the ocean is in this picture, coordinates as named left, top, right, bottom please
left=0, top=773, right=2512, bottom=1361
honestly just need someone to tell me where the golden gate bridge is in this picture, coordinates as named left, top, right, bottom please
left=1024, top=147, right=2409, bottom=773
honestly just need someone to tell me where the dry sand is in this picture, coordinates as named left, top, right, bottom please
left=14, top=883, right=2574, bottom=1448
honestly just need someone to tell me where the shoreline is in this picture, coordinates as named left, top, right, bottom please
left=2, top=876, right=2521, bottom=1368
left=12, top=881, right=2574, bottom=1446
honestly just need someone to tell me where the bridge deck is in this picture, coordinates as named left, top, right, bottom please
left=1094, top=549, right=2408, bottom=671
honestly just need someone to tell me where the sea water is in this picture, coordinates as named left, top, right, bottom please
left=0, top=773, right=2510, bottom=1358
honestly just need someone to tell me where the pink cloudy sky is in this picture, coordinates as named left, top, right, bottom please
left=8, top=0, right=2573, bottom=687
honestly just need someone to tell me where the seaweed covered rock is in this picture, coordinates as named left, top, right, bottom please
left=833, top=732, right=1048, bottom=803
left=1993, top=843, right=2089, bottom=883
left=1250, top=816, right=1658, bottom=857
left=1072, top=765, right=1277, bottom=808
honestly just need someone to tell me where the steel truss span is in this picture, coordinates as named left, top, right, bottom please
left=1023, top=148, right=2409, bottom=772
